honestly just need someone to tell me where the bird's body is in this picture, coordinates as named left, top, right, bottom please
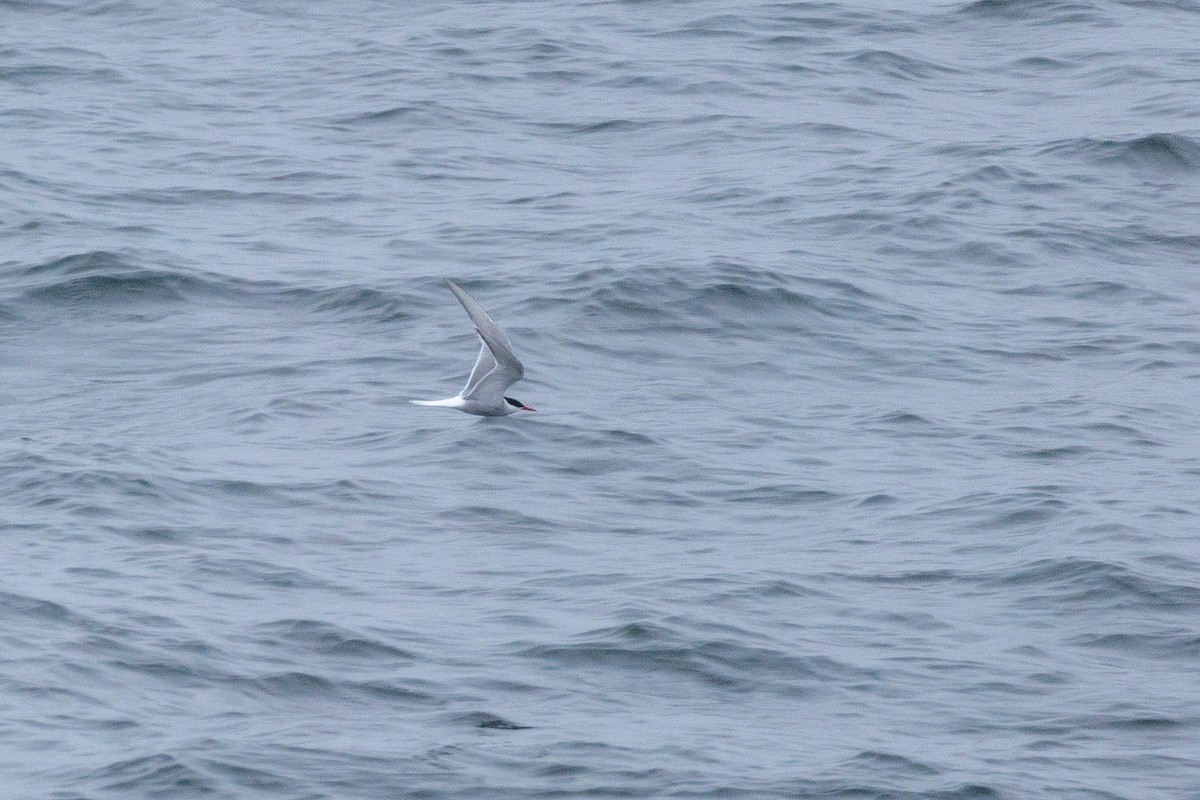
left=411, top=280, right=535, bottom=417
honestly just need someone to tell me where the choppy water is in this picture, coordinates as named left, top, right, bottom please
left=3, top=1, right=1200, bottom=798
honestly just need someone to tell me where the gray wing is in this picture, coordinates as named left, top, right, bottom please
left=445, top=280, right=524, bottom=402
left=460, top=338, right=497, bottom=396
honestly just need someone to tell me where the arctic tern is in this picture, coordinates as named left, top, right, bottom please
left=411, top=280, right=536, bottom=416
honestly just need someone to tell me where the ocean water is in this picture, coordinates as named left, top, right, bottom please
left=3, top=1, right=1200, bottom=797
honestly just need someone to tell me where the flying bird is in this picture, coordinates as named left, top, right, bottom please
left=411, top=280, right=536, bottom=416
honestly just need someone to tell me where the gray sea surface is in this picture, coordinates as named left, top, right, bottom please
left=3, top=1, right=1200, bottom=798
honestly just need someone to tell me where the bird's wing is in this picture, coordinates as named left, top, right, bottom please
left=445, top=280, right=524, bottom=402
left=463, top=357, right=522, bottom=405
left=460, top=338, right=497, bottom=396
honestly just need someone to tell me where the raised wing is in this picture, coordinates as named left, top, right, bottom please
left=463, top=356, right=522, bottom=404
left=445, top=280, right=525, bottom=403
left=460, top=338, right=497, bottom=396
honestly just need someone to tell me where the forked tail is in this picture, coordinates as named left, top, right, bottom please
left=410, top=397, right=465, bottom=408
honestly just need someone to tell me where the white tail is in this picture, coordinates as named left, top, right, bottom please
left=410, top=397, right=466, bottom=409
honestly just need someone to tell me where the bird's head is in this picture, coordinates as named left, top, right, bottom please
left=505, top=397, right=536, bottom=412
